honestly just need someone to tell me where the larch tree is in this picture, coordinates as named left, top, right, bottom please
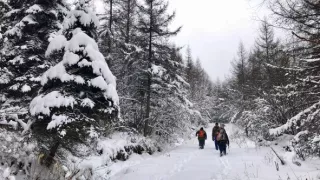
left=136, top=0, right=199, bottom=138
left=231, top=41, right=248, bottom=98
left=255, top=19, right=281, bottom=90
left=268, top=0, right=320, bottom=157
left=185, top=46, right=196, bottom=97
left=99, top=0, right=144, bottom=130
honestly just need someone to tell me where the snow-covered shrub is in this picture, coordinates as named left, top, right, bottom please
left=0, top=105, right=36, bottom=178
left=46, top=132, right=161, bottom=179
left=0, top=128, right=36, bottom=179
left=234, top=98, right=278, bottom=141
left=27, top=157, right=66, bottom=180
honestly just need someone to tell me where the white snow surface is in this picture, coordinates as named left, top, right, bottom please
left=45, top=34, right=67, bottom=56
left=108, top=124, right=320, bottom=180
left=47, top=114, right=69, bottom=130
left=62, top=3, right=99, bottom=31
left=21, top=84, right=31, bottom=92
left=312, top=135, right=320, bottom=143
left=0, top=67, right=12, bottom=84
left=26, top=4, right=43, bottom=14
left=293, top=130, right=308, bottom=142
left=30, top=91, right=76, bottom=116
left=151, top=64, right=166, bottom=77
left=81, top=98, right=95, bottom=108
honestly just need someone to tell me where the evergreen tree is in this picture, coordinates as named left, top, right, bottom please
left=185, top=46, right=196, bottom=97
left=30, top=0, right=119, bottom=158
left=268, top=0, right=320, bottom=157
left=231, top=42, right=248, bottom=98
left=136, top=0, right=185, bottom=136
left=99, top=0, right=145, bottom=131
left=0, top=0, right=68, bottom=127
left=255, top=19, right=282, bottom=90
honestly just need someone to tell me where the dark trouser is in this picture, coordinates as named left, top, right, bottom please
left=218, top=141, right=227, bottom=154
left=214, top=137, right=219, bottom=150
left=198, top=139, right=205, bottom=148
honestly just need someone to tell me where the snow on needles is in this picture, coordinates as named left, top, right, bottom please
left=25, top=4, right=43, bottom=14
left=30, top=91, right=76, bottom=116
left=312, top=135, right=320, bottom=143
left=62, top=4, right=99, bottom=30
left=45, top=35, right=67, bottom=56
left=21, top=84, right=31, bottom=92
left=47, top=114, right=70, bottom=130
left=81, top=98, right=95, bottom=108
left=42, top=28, right=118, bottom=104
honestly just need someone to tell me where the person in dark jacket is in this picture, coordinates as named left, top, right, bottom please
left=216, top=124, right=229, bottom=156
left=196, top=127, right=207, bottom=149
left=212, top=123, right=220, bottom=150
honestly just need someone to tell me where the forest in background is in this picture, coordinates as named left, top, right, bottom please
left=0, top=0, right=221, bottom=178
left=1, top=0, right=320, bottom=179
left=221, top=0, right=320, bottom=159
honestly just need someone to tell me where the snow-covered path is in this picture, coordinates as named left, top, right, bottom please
left=109, top=124, right=320, bottom=180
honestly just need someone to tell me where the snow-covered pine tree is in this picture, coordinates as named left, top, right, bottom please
left=0, top=0, right=68, bottom=129
left=0, top=0, right=68, bottom=176
left=30, top=0, right=119, bottom=157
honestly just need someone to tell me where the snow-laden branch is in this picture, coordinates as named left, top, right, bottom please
left=269, top=101, right=320, bottom=135
left=265, top=63, right=303, bottom=71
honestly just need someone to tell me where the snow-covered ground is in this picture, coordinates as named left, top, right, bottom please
left=109, top=124, right=320, bottom=180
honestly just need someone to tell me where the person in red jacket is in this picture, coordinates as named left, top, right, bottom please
left=196, top=127, right=207, bottom=149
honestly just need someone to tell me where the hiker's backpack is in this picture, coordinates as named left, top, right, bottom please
left=216, top=132, right=221, bottom=141
left=198, top=130, right=205, bottom=138
left=217, top=130, right=226, bottom=141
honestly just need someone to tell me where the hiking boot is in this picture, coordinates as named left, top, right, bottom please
left=220, top=153, right=223, bottom=157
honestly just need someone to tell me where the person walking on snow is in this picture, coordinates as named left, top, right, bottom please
left=212, top=123, right=220, bottom=151
left=217, top=124, right=229, bottom=156
left=196, top=127, right=207, bottom=149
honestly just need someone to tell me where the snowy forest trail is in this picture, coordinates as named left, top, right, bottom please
left=109, top=124, right=319, bottom=180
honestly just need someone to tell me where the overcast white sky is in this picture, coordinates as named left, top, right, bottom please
left=95, top=0, right=276, bottom=81
left=167, top=0, right=274, bottom=81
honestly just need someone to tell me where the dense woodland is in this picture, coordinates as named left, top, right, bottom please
left=0, top=0, right=216, bottom=178
left=0, top=0, right=320, bottom=179
left=223, top=0, right=320, bottom=158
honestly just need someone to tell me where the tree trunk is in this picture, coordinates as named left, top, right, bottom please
left=107, top=0, right=113, bottom=67
left=44, top=141, right=60, bottom=167
left=144, top=0, right=153, bottom=137
left=125, top=0, right=131, bottom=44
